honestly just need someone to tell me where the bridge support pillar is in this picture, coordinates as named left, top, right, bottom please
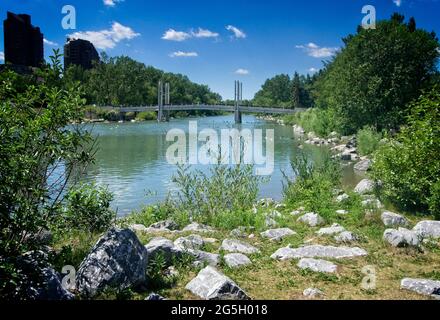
left=234, top=80, right=243, bottom=124
left=157, top=81, right=170, bottom=122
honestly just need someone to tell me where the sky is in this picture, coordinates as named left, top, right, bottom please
left=1, top=0, right=439, bottom=100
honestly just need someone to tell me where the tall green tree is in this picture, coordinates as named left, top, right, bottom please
left=314, top=14, right=440, bottom=134
left=291, top=72, right=301, bottom=109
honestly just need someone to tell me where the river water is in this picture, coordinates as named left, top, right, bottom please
left=80, top=115, right=364, bottom=215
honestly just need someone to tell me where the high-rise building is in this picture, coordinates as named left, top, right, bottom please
left=64, top=38, right=100, bottom=70
left=3, top=11, right=44, bottom=67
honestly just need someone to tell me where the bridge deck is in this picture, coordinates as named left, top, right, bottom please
left=99, top=105, right=305, bottom=114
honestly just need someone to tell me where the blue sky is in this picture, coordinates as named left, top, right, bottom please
left=1, top=0, right=439, bottom=99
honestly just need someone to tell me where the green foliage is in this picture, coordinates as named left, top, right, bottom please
left=283, top=108, right=337, bottom=137
left=0, top=50, right=94, bottom=257
left=171, top=164, right=264, bottom=225
left=63, top=55, right=222, bottom=107
left=314, top=14, right=440, bottom=134
left=283, top=152, right=341, bottom=218
left=63, top=183, right=115, bottom=233
left=253, top=72, right=316, bottom=108
left=357, top=127, right=382, bottom=156
left=371, top=87, right=440, bottom=217
left=135, top=111, right=156, bottom=121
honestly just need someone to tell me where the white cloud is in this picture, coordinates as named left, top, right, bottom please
left=162, top=29, right=192, bottom=42
left=235, top=68, right=249, bottom=75
left=69, top=22, right=140, bottom=50
left=192, top=28, right=219, bottom=38
left=103, top=0, right=124, bottom=7
left=393, top=0, right=402, bottom=7
left=226, top=25, right=246, bottom=39
left=308, top=67, right=319, bottom=73
left=44, top=38, right=58, bottom=46
left=0, top=51, right=4, bottom=62
left=169, top=51, right=198, bottom=58
left=296, top=42, right=338, bottom=58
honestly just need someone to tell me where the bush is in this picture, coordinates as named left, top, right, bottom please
left=135, top=111, right=156, bottom=121
left=372, top=87, right=440, bottom=218
left=284, top=108, right=337, bottom=137
left=283, top=151, right=341, bottom=218
left=357, top=127, right=382, bottom=156
left=63, top=183, right=115, bottom=233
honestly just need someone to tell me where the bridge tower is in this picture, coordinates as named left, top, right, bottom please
left=234, top=80, right=243, bottom=124
left=157, top=81, right=170, bottom=122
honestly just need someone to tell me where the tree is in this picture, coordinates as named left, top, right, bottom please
left=253, top=74, right=292, bottom=107
left=314, top=14, right=440, bottom=134
left=291, top=72, right=301, bottom=109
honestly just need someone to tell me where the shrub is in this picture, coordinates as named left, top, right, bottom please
left=372, top=87, right=440, bottom=218
left=135, top=111, right=156, bottom=121
left=283, top=151, right=341, bottom=218
left=63, top=183, right=115, bottom=233
left=357, top=126, right=382, bottom=156
left=284, top=108, right=337, bottom=137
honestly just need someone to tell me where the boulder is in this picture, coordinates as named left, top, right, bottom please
left=413, top=221, right=440, bottom=239
left=145, top=237, right=182, bottom=264
left=190, top=250, right=220, bottom=267
left=145, top=293, right=166, bottom=300
left=76, top=228, right=148, bottom=298
left=224, top=253, right=252, bottom=269
left=303, top=288, right=324, bottom=298
left=381, top=211, right=408, bottom=227
left=297, top=213, right=325, bottom=227
left=182, top=223, right=215, bottom=233
left=336, top=193, right=349, bottom=203
left=297, top=258, right=338, bottom=273
left=383, top=228, right=420, bottom=248
left=129, top=224, right=149, bottom=233
left=401, top=278, right=440, bottom=300
left=336, top=210, right=348, bottom=215
left=220, top=239, right=260, bottom=255
left=150, top=220, right=179, bottom=231
left=14, top=251, right=74, bottom=300
left=361, top=199, right=383, bottom=208
left=186, top=266, right=250, bottom=300
left=264, top=216, right=278, bottom=228
left=316, top=223, right=346, bottom=236
left=354, top=159, right=372, bottom=172
left=271, top=245, right=367, bottom=260
left=261, top=228, right=296, bottom=241
left=230, top=227, right=248, bottom=238
left=354, top=179, right=375, bottom=194
left=174, top=235, right=204, bottom=251
left=335, top=231, right=359, bottom=244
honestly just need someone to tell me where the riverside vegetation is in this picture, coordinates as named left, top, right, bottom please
left=1, top=13, right=440, bottom=300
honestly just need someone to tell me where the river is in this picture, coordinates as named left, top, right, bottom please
left=80, top=115, right=364, bottom=215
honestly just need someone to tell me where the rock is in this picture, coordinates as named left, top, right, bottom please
left=230, top=227, right=248, bottom=238
left=293, top=125, right=305, bottom=136
left=271, top=245, right=367, bottom=260
left=335, top=231, right=359, bottom=244
left=316, top=223, right=346, bottom=236
left=336, top=210, right=348, bottom=215
left=182, top=223, right=214, bottom=233
left=174, top=235, right=204, bottom=251
left=297, top=258, right=338, bottom=273
left=341, top=150, right=355, bottom=161
left=361, top=199, right=383, bottom=208
left=336, top=194, right=349, bottom=203
left=190, top=250, right=220, bottom=267
left=203, top=238, right=218, bottom=244
left=354, top=159, right=372, bottom=171
left=290, top=210, right=303, bottom=216
left=145, top=237, right=182, bottom=264
left=401, top=278, right=440, bottom=300
left=14, top=251, right=74, bottom=300
left=354, top=179, right=375, bottom=194
left=413, top=221, right=440, bottom=239
left=258, top=198, right=275, bottom=207
left=224, top=253, right=252, bottom=269
left=383, top=228, right=420, bottom=248
left=381, top=211, right=408, bottom=227
left=185, top=266, right=250, bottom=300
left=303, top=288, right=324, bottom=298
left=129, top=224, right=148, bottom=233
left=297, top=213, right=325, bottom=227
left=145, top=293, right=166, bottom=300
left=76, top=228, right=148, bottom=298
left=150, top=219, right=179, bottom=231
left=221, top=239, right=260, bottom=255
left=264, top=216, right=278, bottom=228
left=261, top=228, right=297, bottom=241
left=164, top=266, right=179, bottom=278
